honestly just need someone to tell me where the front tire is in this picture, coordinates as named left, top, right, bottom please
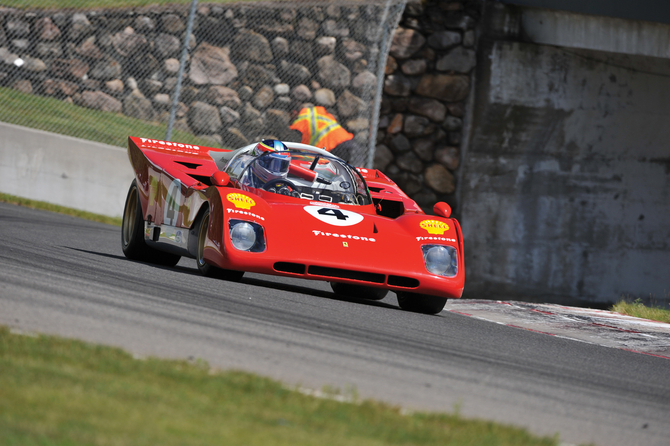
left=196, top=208, right=244, bottom=281
left=396, top=292, right=447, bottom=315
left=330, top=282, right=388, bottom=301
left=121, top=180, right=180, bottom=266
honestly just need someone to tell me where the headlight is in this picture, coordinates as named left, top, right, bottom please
left=229, top=220, right=266, bottom=252
left=422, top=245, right=458, bottom=277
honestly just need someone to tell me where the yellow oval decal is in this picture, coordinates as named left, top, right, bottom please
left=227, top=192, right=255, bottom=210
left=420, top=219, right=449, bottom=235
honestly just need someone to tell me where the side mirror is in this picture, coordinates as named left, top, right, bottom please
left=433, top=202, right=451, bottom=218
left=211, top=171, right=230, bottom=187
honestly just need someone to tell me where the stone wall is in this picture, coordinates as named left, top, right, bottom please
left=0, top=0, right=481, bottom=212
left=377, top=0, right=481, bottom=211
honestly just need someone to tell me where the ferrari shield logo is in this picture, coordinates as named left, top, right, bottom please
left=343, top=242, right=348, bottom=247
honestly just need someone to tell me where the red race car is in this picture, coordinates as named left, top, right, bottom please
left=122, top=137, right=464, bottom=314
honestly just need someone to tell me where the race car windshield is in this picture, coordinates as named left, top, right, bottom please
left=239, top=150, right=372, bottom=205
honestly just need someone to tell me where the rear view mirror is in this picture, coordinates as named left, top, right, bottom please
left=211, top=171, right=230, bottom=187
left=433, top=202, right=451, bottom=218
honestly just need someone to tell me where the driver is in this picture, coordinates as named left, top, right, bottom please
left=249, top=140, right=291, bottom=189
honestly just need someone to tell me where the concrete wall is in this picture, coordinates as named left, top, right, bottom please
left=460, top=4, right=670, bottom=306
left=0, top=122, right=135, bottom=217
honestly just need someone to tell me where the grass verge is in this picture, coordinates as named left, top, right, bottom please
left=0, top=87, right=214, bottom=148
left=0, top=193, right=122, bottom=227
left=611, top=300, right=670, bottom=324
left=0, top=326, right=558, bottom=446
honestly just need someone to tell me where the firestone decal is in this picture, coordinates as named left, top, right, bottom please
left=226, top=208, right=265, bottom=221
left=304, top=205, right=363, bottom=227
left=312, top=230, right=376, bottom=242
left=139, top=138, right=201, bottom=154
left=227, top=193, right=255, bottom=210
left=420, top=219, right=449, bottom=235
left=416, top=236, right=456, bottom=242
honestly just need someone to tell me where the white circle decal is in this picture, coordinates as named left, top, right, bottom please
left=304, top=205, right=364, bottom=227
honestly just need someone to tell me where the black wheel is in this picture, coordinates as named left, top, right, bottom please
left=196, top=208, right=244, bottom=281
left=121, top=180, right=181, bottom=267
left=330, top=282, right=388, bottom=301
left=396, top=292, right=447, bottom=315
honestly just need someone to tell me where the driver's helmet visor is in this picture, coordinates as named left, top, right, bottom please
left=253, top=152, right=290, bottom=183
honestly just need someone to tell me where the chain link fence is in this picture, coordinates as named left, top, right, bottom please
left=0, top=0, right=406, bottom=166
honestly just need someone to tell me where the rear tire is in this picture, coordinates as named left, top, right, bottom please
left=396, top=292, right=447, bottom=315
left=330, top=282, right=388, bottom=301
left=196, top=208, right=244, bottom=281
left=121, top=180, right=181, bottom=267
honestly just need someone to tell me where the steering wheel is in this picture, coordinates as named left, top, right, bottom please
left=263, top=179, right=298, bottom=196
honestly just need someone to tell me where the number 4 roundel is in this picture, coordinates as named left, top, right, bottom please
left=304, top=206, right=364, bottom=227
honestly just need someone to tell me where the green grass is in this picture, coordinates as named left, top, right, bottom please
left=611, top=299, right=670, bottom=324
left=0, top=87, right=213, bottom=149
left=0, top=326, right=558, bottom=446
left=0, top=193, right=122, bottom=227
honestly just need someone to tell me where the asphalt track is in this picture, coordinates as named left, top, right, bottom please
left=1, top=202, right=669, bottom=446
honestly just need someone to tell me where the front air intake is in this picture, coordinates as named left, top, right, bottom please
left=388, top=275, right=420, bottom=288
left=274, top=262, right=306, bottom=274
left=307, top=266, right=385, bottom=284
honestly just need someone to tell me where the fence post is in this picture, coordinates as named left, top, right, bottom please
left=166, top=0, right=198, bottom=142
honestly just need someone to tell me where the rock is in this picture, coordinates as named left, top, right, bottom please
left=153, top=93, right=170, bottom=109
left=128, top=53, right=159, bottom=78
left=385, top=56, right=397, bottom=75
left=352, top=71, right=376, bottom=91
left=77, top=90, right=122, bottom=113
left=436, top=47, right=476, bottom=73
left=315, top=36, right=336, bottom=56
left=70, top=13, right=93, bottom=40
left=321, top=19, right=349, bottom=37
left=291, top=84, right=312, bottom=101
left=189, top=42, right=238, bottom=85
left=289, top=40, right=314, bottom=64
left=448, top=131, right=461, bottom=145
left=341, top=38, right=365, bottom=62
left=408, top=97, right=446, bottom=122
left=390, top=27, right=425, bottom=60
left=222, top=127, right=249, bottom=147
left=123, top=89, right=156, bottom=121
left=51, top=58, right=89, bottom=80
left=274, top=83, right=290, bottom=96
left=443, top=115, right=462, bottom=131
left=444, top=15, right=476, bottom=31
left=265, top=108, right=292, bottom=138
left=140, top=78, right=162, bottom=96
left=404, top=115, right=430, bottom=137
left=425, top=164, right=455, bottom=194
left=463, top=29, right=475, bottom=48
left=434, top=146, right=459, bottom=171
left=317, top=55, right=350, bottom=89
left=76, top=36, right=102, bottom=59
left=233, top=29, right=273, bottom=63
left=383, top=74, right=411, bottom=97
left=397, top=152, right=424, bottom=174
left=297, top=17, right=318, bottom=40
left=105, top=79, right=124, bottom=94
left=387, top=113, right=403, bottom=134
left=134, top=15, right=155, bottom=33
left=219, top=106, right=240, bottom=124
left=345, top=117, right=369, bottom=132
left=126, top=77, right=138, bottom=91
left=279, top=60, right=311, bottom=85
left=238, top=85, right=253, bottom=101
left=90, top=57, right=122, bottom=80
left=412, top=138, right=434, bottom=161
left=271, top=37, right=289, bottom=59
left=188, top=101, right=221, bottom=134
left=389, top=134, right=411, bottom=153
left=447, top=102, right=465, bottom=117
left=164, top=58, right=180, bottom=74
left=337, top=89, right=366, bottom=117
left=427, top=31, right=461, bottom=50
left=415, top=74, right=469, bottom=102
left=201, top=85, right=241, bottom=108
left=43, top=78, right=79, bottom=97
left=314, top=88, right=336, bottom=106
left=21, top=56, right=46, bottom=72
left=389, top=97, right=409, bottom=112
left=161, top=13, right=185, bottom=34
left=242, top=102, right=262, bottom=121
left=253, top=85, right=274, bottom=109
left=35, top=42, right=63, bottom=58
left=111, top=27, right=147, bottom=57
left=373, top=144, right=393, bottom=171
left=401, top=59, right=426, bottom=76
left=13, top=79, right=32, bottom=94
left=35, top=17, right=60, bottom=41
left=256, top=19, right=294, bottom=35
left=413, top=190, right=438, bottom=208
left=6, top=18, right=30, bottom=38
left=11, top=39, right=29, bottom=52
left=273, top=96, right=293, bottom=111
left=155, top=33, right=181, bottom=58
